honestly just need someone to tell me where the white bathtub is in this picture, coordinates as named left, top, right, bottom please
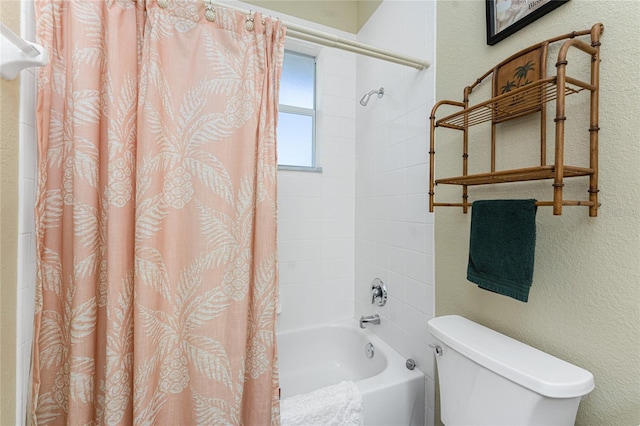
left=277, top=319, right=425, bottom=426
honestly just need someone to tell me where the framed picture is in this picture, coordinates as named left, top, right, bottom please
left=486, top=0, right=570, bottom=45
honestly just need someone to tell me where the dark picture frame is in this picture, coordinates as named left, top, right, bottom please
left=486, top=0, right=570, bottom=45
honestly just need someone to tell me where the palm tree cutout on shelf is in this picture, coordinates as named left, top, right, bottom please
left=500, top=61, right=535, bottom=107
left=500, top=80, right=517, bottom=94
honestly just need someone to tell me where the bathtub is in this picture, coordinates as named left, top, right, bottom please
left=277, top=319, right=425, bottom=426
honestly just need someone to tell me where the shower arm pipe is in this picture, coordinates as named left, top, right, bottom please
left=209, top=1, right=431, bottom=70
left=360, top=87, right=384, bottom=106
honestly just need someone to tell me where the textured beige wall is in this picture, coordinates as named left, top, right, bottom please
left=0, top=0, right=20, bottom=423
left=355, top=0, right=381, bottom=32
left=242, top=0, right=381, bottom=33
left=435, top=1, right=640, bottom=425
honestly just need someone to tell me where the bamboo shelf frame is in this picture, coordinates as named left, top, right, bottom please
left=429, top=24, right=603, bottom=216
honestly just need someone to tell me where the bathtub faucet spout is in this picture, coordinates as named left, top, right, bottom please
left=359, top=314, right=381, bottom=328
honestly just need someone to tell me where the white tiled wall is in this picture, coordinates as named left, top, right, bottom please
left=355, top=1, right=437, bottom=425
left=276, top=36, right=357, bottom=330
left=16, top=1, right=38, bottom=423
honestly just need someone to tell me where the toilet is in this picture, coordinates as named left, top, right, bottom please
left=428, top=315, right=594, bottom=426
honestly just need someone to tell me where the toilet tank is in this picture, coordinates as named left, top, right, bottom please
left=428, top=315, right=594, bottom=426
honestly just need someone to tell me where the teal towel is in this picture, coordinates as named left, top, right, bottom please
left=467, top=199, right=537, bottom=302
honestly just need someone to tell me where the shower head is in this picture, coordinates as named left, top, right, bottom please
left=359, top=87, right=384, bottom=106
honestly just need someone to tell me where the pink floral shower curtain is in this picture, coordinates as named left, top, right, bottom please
left=31, top=1, right=284, bottom=424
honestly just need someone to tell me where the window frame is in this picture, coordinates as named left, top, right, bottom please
left=277, top=49, right=322, bottom=172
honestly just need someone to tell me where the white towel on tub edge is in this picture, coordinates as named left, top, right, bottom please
left=280, top=380, right=364, bottom=426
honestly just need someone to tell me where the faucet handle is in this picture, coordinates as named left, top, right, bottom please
left=370, top=278, right=388, bottom=306
left=371, top=287, right=382, bottom=304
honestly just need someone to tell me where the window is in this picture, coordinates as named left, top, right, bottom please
left=277, top=51, right=318, bottom=171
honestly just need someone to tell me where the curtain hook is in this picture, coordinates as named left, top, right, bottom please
left=245, top=11, right=255, bottom=31
left=204, top=0, right=216, bottom=22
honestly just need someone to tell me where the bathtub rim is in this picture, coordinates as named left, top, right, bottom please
left=276, top=318, right=425, bottom=396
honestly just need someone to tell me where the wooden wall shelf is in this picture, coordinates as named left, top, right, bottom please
left=429, top=24, right=603, bottom=216
left=436, top=165, right=595, bottom=186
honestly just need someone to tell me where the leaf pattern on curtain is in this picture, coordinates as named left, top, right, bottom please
left=31, top=1, right=284, bottom=425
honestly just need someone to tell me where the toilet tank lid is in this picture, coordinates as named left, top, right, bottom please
left=428, top=315, right=595, bottom=398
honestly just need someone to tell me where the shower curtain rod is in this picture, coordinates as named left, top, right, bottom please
left=1, top=22, right=39, bottom=57
left=210, top=1, right=431, bottom=70
left=0, top=22, right=49, bottom=80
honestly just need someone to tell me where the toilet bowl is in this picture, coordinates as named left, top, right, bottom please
left=428, top=315, right=594, bottom=426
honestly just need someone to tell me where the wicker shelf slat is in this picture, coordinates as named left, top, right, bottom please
left=436, top=79, right=583, bottom=129
left=435, top=166, right=595, bottom=186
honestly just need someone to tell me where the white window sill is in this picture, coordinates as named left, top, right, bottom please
left=277, top=165, right=323, bottom=173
